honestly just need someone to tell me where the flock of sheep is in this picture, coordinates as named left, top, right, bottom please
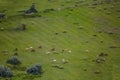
left=1, top=45, right=73, bottom=69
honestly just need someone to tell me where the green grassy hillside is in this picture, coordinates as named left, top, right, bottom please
left=0, top=0, right=120, bottom=80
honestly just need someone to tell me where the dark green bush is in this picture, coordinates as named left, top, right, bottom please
left=24, top=4, right=38, bottom=14
left=0, top=65, right=13, bottom=77
left=26, top=64, right=42, bottom=75
left=6, top=56, right=21, bottom=67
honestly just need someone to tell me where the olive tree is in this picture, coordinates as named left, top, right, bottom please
left=0, top=65, right=13, bottom=77
left=6, top=56, right=21, bottom=67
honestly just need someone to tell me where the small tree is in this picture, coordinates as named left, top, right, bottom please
left=6, top=56, right=21, bottom=67
left=0, top=65, right=13, bottom=77
left=29, top=4, right=38, bottom=13
left=24, top=4, right=38, bottom=14
left=26, top=64, right=42, bottom=75
left=0, top=13, right=5, bottom=19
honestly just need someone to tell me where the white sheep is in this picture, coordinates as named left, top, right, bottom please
left=29, top=47, right=33, bottom=49
left=25, top=48, right=29, bottom=51
left=64, top=49, right=68, bottom=51
left=46, top=51, right=50, bottom=54
left=57, top=8, right=61, bottom=11
left=0, top=27, right=4, bottom=31
left=2, top=50, right=8, bottom=55
left=52, top=59, right=57, bottom=63
left=68, top=50, right=72, bottom=53
left=62, top=58, right=68, bottom=64
left=85, top=49, right=89, bottom=53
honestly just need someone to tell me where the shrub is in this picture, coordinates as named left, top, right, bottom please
left=26, top=64, right=42, bottom=75
left=0, top=13, right=5, bottom=19
left=6, top=56, right=21, bottom=67
left=24, top=4, right=38, bottom=14
left=0, top=65, right=13, bottom=77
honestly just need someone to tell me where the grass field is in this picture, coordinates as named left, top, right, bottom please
left=0, top=0, right=120, bottom=80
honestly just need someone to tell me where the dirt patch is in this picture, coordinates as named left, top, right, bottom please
left=101, top=26, right=120, bottom=34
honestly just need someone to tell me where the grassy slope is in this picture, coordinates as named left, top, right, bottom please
left=0, top=0, right=120, bottom=80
